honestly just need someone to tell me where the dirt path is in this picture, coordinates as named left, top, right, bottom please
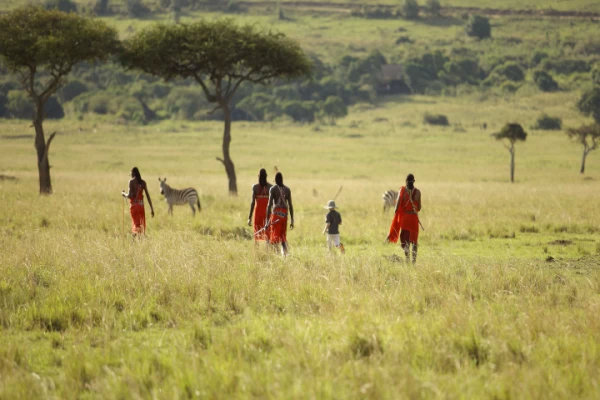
left=238, top=1, right=600, bottom=19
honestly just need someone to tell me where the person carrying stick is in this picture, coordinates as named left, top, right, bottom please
left=386, top=173, right=421, bottom=264
left=248, top=168, right=272, bottom=243
left=266, top=172, right=294, bottom=256
left=122, top=167, right=154, bottom=237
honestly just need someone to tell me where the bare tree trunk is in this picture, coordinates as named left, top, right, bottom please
left=33, top=101, right=53, bottom=194
left=580, top=148, right=588, bottom=174
left=217, top=103, right=237, bottom=196
left=510, top=146, right=515, bottom=183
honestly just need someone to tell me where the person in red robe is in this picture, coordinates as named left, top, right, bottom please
left=122, top=167, right=154, bottom=236
left=387, top=173, right=421, bottom=263
left=248, top=168, right=272, bottom=242
left=266, top=172, right=294, bottom=256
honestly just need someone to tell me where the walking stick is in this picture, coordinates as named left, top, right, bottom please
left=254, top=219, right=280, bottom=237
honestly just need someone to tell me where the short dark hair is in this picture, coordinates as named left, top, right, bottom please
left=406, top=173, right=415, bottom=182
left=275, top=172, right=283, bottom=186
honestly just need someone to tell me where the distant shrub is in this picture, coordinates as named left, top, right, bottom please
left=45, top=97, right=65, bottom=119
left=533, top=70, right=558, bottom=92
left=533, top=114, right=562, bottom=130
left=0, top=94, right=7, bottom=118
left=282, top=100, right=318, bottom=122
left=577, top=87, right=600, bottom=124
left=500, top=81, right=520, bottom=93
left=494, top=62, right=525, bottom=82
left=93, top=0, right=110, bottom=15
left=164, top=87, right=208, bottom=120
left=530, top=51, right=549, bottom=67
left=403, top=0, right=420, bottom=19
left=351, top=6, right=398, bottom=19
left=541, top=58, right=590, bottom=75
left=87, top=93, right=112, bottom=115
left=592, top=63, right=600, bottom=86
left=424, top=113, right=449, bottom=126
left=126, top=0, right=150, bottom=17
left=44, top=0, right=77, bottom=12
left=6, top=91, right=34, bottom=119
left=466, top=15, right=491, bottom=39
left=59, top=80, right=89, bottom=103
left=426, top=0, right=441, bottom=15
left=322, top=96, right=348, bottom=122
left=224, top=0, right=241, bottom=13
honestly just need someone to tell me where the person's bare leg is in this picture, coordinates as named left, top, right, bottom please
left=400, top=230, right=410, bottom=262
left=411, top=242, right=418, bottom=264
left=281, top=242, right=288, bottom=257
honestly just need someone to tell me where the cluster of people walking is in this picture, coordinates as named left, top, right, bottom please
left=123, top=167, right=422, bottom=262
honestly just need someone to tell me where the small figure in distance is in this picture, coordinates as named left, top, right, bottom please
left=386, top=173, right=421, bottom=264
left=248, top=168, right=272, bottom=243
left=323, top=200, right=345, bottom=254
left=266, top=172, right=294, bottom=257
left=122, top=167, right=154, bottom=237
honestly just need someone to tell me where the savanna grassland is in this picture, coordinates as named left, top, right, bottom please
left=2, top=90, right=600, bottom=398
left=2, top=1, right=600, bottom=399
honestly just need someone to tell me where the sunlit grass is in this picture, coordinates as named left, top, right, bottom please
left=1, top=91, right=600, bottom=398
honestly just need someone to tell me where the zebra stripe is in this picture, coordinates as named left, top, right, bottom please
left=159, top=178, right=201, bottom=216
left=382, top=189, right=398, bottom=212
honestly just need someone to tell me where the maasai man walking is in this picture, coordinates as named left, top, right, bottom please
left=248, top=168, right=272, bottom=242
left=386, top=173, right=421, bottom=263
left=122, top=167, right=154, bottom=236
left=266, top=172, right=294, bottom=256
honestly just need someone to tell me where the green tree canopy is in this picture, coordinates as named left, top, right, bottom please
left=121, top=20, right=312, bottom=195
left=566, top=124, right=600, bottom=174
left=0, top=6, right=120, bottom=194
left=322, top=96, right=348, bottom=123
left=493, top=123, right=527, bottom=183
left=577, top=87, right=600, bottom=124
left=466, top=15, right=491, bottom=39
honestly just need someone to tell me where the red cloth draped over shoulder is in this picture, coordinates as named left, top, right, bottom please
left=269, top=207, right=288, bottom=244
left=387, top=186, right=420, bottom=243
left=129, top=183, right=146, bottom=235
left=253, top=186, right=270, bottom=241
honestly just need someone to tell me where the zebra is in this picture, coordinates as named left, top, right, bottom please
left=158, top=177, right=201, bottom=216
left=382, top=189, right=398, bottom=212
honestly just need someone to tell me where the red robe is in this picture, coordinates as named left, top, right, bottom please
left=253, top=186, right=270, bottom=241
left=388, top=186, right=420, bottom=243
left=269, top=207, right=288, bottom=244
left=129, top=183, right=146, bottom=235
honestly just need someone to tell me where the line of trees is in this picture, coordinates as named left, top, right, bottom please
left=0, top=6, right=311, bottom=195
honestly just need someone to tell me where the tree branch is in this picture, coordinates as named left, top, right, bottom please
left=192, top=72, right=216, bottom=103
left=42, top=131, right=57, bottom=165
left=216, top=157, right=225, bottom=165
left=207, top=105, right=222, bottom=115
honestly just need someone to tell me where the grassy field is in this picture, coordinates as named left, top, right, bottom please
left=1, top=89, right=600, bottom=398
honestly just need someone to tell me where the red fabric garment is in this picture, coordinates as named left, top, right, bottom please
left=129, top=183, right=145, bottom=234
left=269, top=207, right=288, bottom=244
left=387, top=186, right=420, bottom=243
left=253, top=187, right=270, bottom=241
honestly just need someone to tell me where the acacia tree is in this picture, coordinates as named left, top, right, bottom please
left=566, top=124, right=600, bottom=174
left=121, top=20, right=312, bottom=195
left=0, top=6, right=119, bottom=194
left=493, top=123, right=527, bottom=183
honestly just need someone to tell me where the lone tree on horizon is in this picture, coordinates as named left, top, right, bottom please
left=566, top=124, right=600, bottom=174
left=0, top=6, right=119, bottom=194
left=121, top=20, right=312, bottom=195
left=493, top=123, right=527, bottom=183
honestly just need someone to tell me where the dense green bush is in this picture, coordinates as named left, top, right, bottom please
left=44, top=0, right=77, bottom=12
left=530, top=51, right=549, bottom=67
left=533, top=70, right=558, bottom=92
left=426, top=0, right=441, bottom=15
left=93, top=0, right=110, bottom=15
left=533, top=114, right=562, bottom=130
left=0, top=94, right=7, bottom=118
left=577, top=87, right=600, bottom=123
left=282, top=100, right=319, bottom=122
left=424, top=113, right=449, bottom=126
left=495, top=62, right=525, bottom=82
left=164, top=87, right=208, bottom=120
left=541, top=58, right=590, bottom=75
left=126, top=0, right=150, bottom=17
left=6, top=91, right=34, bottom=119
left=466, top=15, right=491, bottom=39
left=403, top=0, right=420, bottom=19
left=59, top=80, right=89, bottom=103
left=86, top=93, right=112, bottom=115
left=592, top=64, right=600, bottom=86
left=322, top=96, right=348, bottom=122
